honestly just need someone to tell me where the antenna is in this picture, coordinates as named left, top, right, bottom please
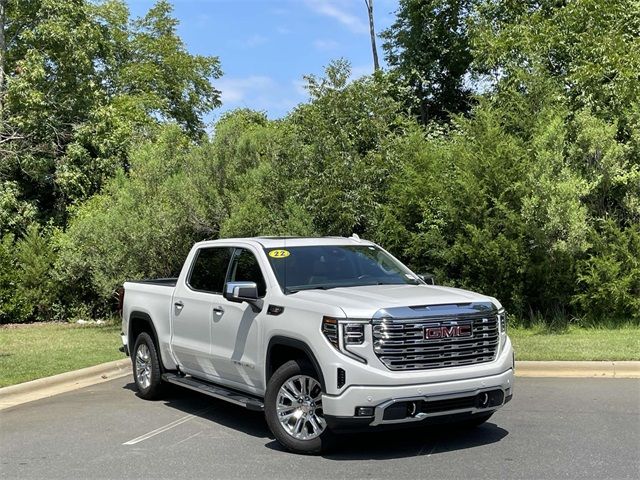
left=351, top=233, right=361, bottom=241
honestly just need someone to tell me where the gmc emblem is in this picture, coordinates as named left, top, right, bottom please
left=424, top=324, right=473, bottom=339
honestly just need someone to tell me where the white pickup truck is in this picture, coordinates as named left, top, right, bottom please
left=120, top=236, right=514, bottom=454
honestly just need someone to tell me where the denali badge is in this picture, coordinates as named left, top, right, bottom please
left=424, top=324, right=473, bottom=339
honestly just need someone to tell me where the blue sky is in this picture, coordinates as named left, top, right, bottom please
left=126, top=0, right=399, bottom=123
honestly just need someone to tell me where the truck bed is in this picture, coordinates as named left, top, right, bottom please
left=126, top=278, right=178, bottom=287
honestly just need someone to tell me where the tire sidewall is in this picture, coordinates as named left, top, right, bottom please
left=132, top=332, right=163, bottom=399
left=264, top=360, right=332, bottom=454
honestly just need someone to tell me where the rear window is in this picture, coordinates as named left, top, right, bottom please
left=188, top=247, right=233, bottom=293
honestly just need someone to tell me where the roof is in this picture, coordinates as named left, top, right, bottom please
left=195, top=236, right=376, bottom=249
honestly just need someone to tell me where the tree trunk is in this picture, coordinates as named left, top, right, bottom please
left=364, top=0, right=380, bottom=71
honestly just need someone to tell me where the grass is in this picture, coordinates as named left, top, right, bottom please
left=509, top=324, right=640, bottom=361
left=0, top=322, right=124, bottom=388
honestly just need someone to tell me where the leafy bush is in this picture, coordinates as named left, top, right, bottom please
left=0, top=235, right=27, bottom=323
left=0, top=227, right=58, bottom=323
left=54, top=126, right=212, bottom=316
left=573, top=221, right=640, bottom=324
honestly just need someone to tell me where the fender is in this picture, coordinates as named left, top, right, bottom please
left=128, top=311, right=163, bottom=367
left=266, top=336, right=326, bottom=391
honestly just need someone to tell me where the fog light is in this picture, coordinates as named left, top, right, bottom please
left=355, top=406, right=374, bottom=416
left=476, top=389, right=505, bottom=408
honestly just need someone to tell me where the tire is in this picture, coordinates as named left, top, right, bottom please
left=132, top=332, right=164, bottom=400
left=265, top=360, right=334, bottom=454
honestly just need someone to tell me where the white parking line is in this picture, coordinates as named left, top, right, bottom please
left=172, top=431, right=202, bottom=447
left=122, top=408, right=210, bottom=445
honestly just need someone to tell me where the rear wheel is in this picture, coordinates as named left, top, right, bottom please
left=265, top=360, right=333, bottom=454
left=132, top=332, right=164, bottom=400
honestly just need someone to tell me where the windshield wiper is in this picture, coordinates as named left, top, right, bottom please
left=285, top=285, right=337, bottom=294
left=287, top=281, right=417, bottom=293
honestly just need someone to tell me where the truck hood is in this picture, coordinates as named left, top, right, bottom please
left=290, top=284, right=499, bottom=318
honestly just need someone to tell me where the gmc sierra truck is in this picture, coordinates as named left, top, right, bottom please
left=120, top=236, right=514, bottom=454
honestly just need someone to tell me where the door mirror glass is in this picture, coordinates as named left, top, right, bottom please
left=224, top=281, right=259, bottom=303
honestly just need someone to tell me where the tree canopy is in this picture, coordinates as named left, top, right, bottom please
left=0, top=0, right=221, bottom=230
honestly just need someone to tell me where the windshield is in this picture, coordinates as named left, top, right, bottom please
left=264, top=245, right=422, bottom=293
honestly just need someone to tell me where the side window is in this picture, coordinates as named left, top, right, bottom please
left=188, top=247, right=233, bottom=293
left=228, top=248, right=267, bottom=297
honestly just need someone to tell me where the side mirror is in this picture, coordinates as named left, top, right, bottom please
left=224, top=281, right=259, bottom=303
left=418, top=273, right=436, bottom=285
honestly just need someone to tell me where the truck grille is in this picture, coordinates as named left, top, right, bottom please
left=372, top=313, right=499, bottom=371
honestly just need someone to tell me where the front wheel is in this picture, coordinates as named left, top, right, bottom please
left=264, top=360, right=334, bottom=454
left=132, top=332, right=164, bottom=400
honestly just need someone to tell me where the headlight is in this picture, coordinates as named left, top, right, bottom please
left=321, top=316, right=338, bottom=347
left=498, top=309, right=507, bottom=333
left=322, top=316, right=367, bottom=363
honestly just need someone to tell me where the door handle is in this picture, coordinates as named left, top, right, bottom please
left=213, top=306, right=225, bottom=315
left=174, top=301, right=184, bottom=310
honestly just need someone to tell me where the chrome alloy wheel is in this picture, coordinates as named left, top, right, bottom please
left=135, top=343, right=152, bottom=389
left=276, top=375, right=326, bottom=440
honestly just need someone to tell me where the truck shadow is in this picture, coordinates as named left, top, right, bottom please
left=319, top=423, right=509, bottom=460
left=263, top=421, right=508, bottom=460
left=126, top=382, right=272, bottom=439
left=124, top=382, right=509, bottom=460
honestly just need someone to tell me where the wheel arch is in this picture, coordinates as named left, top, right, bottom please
left=128, top=312, right=161, bottom=359
left=266, top=336, right=326, bottom=391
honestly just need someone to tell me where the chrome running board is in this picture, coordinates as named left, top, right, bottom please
left=162, top=373, right=264, bottom=411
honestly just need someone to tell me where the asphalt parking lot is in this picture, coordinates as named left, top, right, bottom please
left=1, top=376, right=638, bottom=479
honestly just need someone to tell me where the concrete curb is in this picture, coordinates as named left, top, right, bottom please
left=515, top=361, right=640, bottom=378
left=1, top=359, right=638, bottom=411
left=0, top=358, right=132, bottom=411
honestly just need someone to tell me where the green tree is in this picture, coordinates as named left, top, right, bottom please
left=54, top=125, right=213, bottom=314
left=0, top=0, right=221, bottom=234
left=377, top=87, right=590, bottom=319
left=381, top=0, right=474, bottom=123
left=288, top=60, right=412, bottom=235
left=472, top=0, right=640, bottom=122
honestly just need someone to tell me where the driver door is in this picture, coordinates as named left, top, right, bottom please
left=210, top=247, right=267, bottom=389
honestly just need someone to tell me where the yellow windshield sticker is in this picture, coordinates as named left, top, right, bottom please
left=269, top=249, right=290, bottom=258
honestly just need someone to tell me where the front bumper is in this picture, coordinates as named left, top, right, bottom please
left=321, top=365, right=514, bottom=428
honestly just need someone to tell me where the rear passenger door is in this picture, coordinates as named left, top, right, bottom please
left=171, top=246, right=233, bottom=379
